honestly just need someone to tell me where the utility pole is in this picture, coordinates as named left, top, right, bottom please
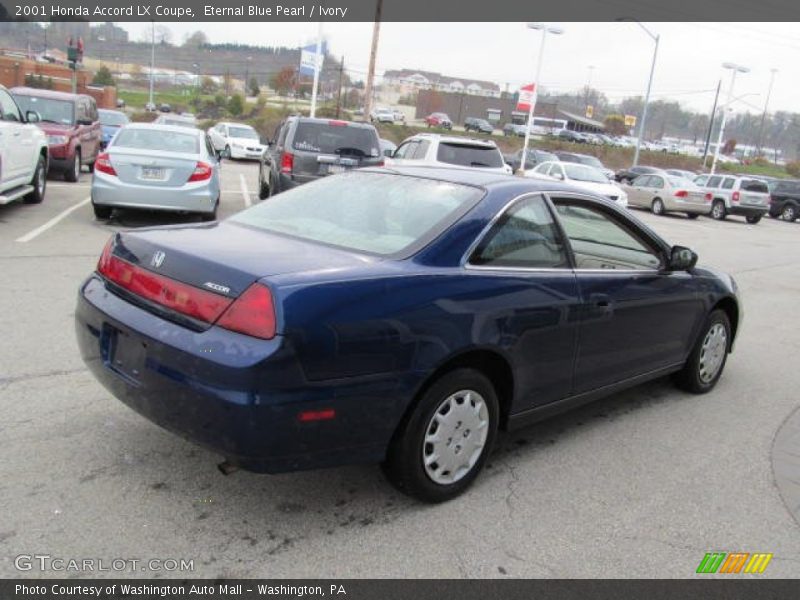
left=148, top=21, right=155, bottom=108
left=335, top=56, right=344, bottom=118
left=702, top=79, right=721, bottom=168
left=756, top=68, right=778, bottom=156
left=362, top=0, right=382, bottom=121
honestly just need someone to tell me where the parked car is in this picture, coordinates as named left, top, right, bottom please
left=558, top=129, right=587, bottom=143
left=555, top=151, right=614, bottom=180
left=76, top=167, right=740, bottom=502
left=208, top=122, right=266, bottom=160
left=158, top=103, right=172, bottom=113
left=115, top=98, right=126, bottom=109
left=144, top=102, right=157, bottom=112
left=666, top=169, right=697, bottom=180
left=693, top=174, right=770, bottom=223
left=154, top=114, right=198, bottom=129
left=0, top=84, right=48, bottom=206
left=11, top=87, right=101, bottom=182
left=424, top=112, right=452, bottom=129
left=391, top=109, right=406, bottom=123
left=503, top=123, right=527, bottom=137
left=370, top=107, right=395, bottom=124
left=767, top=179, right=800, bottom=221
left=379, top=138, right=397, bottom=158
left=503, top=147, right=558, bottom=172
left=90, top=123, right=221, bottom=221
left=389, top=133, right=510, bottom=174
left=98, top=109, right=130, bottom=149
left=464, top=117, right=493, bottom=134
left=525, top=161, right=628, bottom=207
left=615, top=165, right=665, bottom=184
left=258, top=116, right=382, bottom=198
left=625, top=174, right=711, bottom=218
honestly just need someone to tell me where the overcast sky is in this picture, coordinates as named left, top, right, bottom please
left=122, top=22, right=797, bottom=114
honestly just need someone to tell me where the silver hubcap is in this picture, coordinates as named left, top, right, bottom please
left=36, top=165, right=45, bottom=193
left=423, top=389, right=489, bottom=485
left=74, top=155, right=80, bottom=179
left=783, top=207, right=795, bottom=221
left=713, top=203, right=723, bottom=218
left=698, top=323, right=727, bottom=383
left=653, top=200, right=663, bottom=214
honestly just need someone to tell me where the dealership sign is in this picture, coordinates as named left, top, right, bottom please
left=516, top=83, right=536, bottom=112
left=299, top=43, right=326, bottom=76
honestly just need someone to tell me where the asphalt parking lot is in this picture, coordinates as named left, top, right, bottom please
left=1, top=162, right=799, bottom=579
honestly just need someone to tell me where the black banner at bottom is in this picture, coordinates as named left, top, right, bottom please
left=2, top=579, right=800, bottom=600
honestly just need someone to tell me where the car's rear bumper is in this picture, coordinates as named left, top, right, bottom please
left=728, top=204, right=768, bottom=217
left=75, top=275, right=395, bottom=473
left=91, top=172, right=218, bottom=213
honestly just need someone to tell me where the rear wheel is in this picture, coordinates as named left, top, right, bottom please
left=200, top=196, right=219, bottom=222
left=711, top=200, right=727, bottom=220
left=258, top=170, right=270, bottom=200
left=383, top=368, right=499, bottom=503
left=64, top=150, right=81, bottom=182
left=686, top=213, right=699, bottom=220
left=651, top=198, right=665, bottom=215
left=746, top=214, right=762, bottom=224
left=92, top=203, right=112, bottom=219
left=223, top=145, right=231, bottom=159
left=781, top=205, right=797, bottom=221
left=23, top=155, right=47, bottom=204
left=673, top=309, right=731, bottom=394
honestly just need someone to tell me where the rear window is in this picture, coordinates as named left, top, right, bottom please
left=113, top=129, right=200, bottom=154
left=291, top=122, right=379, bottom=157
left=230, top=171, right=482, bottom=256
left=740, top=179, right=769, bottom=193
left=436, top=142, right=503, bottom=168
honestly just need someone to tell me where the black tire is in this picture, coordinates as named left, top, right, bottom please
left=92, top=203, right=112, bottom=219
left=23, top=155, right=47, bottom=204
left=746, top=215, right=762, bottom=224
left=382, top=368, right=499, bottom=503
left=223, top=145, right=231, bottom=159
left=686, top=213, right=699, bottom=220
left=64, top=150, right=81, bottom=182
left=781, top=205, right=797, bottom=221
left=258, top=170, right=270, bottom=200
left=672, top=309, right=732, bottom=394
left=651, top=198, right=665, bottom=216
left=711, top=200, right=727, bottom=220
left=200, top=197, right=219, bottom=222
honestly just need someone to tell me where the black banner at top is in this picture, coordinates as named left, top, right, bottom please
left=2, top=0, right=800, bottom=22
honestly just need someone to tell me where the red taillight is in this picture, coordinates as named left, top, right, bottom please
left=216, top=283, right=276, bottom=340
left=732, top=191, right=740, bottom=203
left=674, top=190, right=688, bottom=198
left=280, top=152, right=294, bottom=174
left=328, top=120, right=347, bottom=127
left=376, top=159, right=385, bottom=167
left=97, top=251, right=232, bottom=323
left=705, top=193, right=712, bottom=201
left=187, top=161, right=212, bottom=183
left=95, top=152, right=117, bottom=176
left=297, top=408, right=336, bottom=423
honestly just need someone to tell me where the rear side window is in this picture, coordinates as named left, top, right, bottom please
left=291, top=122, right=379, bottom=158
left=436, top=142, right=503, bottom=168
left=413, top=140, right=430, bottom=159
left=721, top=178, right=735, bottom=189
left=740, top=179, right=769, bottom=193
left=471, top=195, right=568, bottom=269
left=707, top=176, right=722, bottom=188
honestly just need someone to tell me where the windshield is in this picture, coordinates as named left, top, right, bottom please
left=571, top=155, right=603, bottom=168
left=230, top=172, right=482, bottom=256
left=99, top=110, right=129, bottom=127
left=112, top=128, right=200, bottom=154
left=292, top=122, right=379, bottom=157
left=564, top=163, right=608, bottom=183
left=14, top=95, right=73, bottom=125
left=436, top=142, right=503, bottom=168
left=228, top=126, right=258, bottom=139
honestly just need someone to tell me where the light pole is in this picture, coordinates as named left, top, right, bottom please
left=623, top=20, right=659, bottom=167
left=519, top=23, right=564, bottom=175
left=148, top=21, right=155, bottom=108
left=756, top=68, right=777, bottom=157
left=585, top=65, right=595, bottom=111
left=710, top=62, right=749, bottom=175
left=310, top=21, right=323, bottom=117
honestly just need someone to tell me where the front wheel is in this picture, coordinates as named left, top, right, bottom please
left=746, top=214, right=762, bottom=224
left=258, top=172, right=271, bottom=200
left=651, top=198, right=665, bottom=216
left=711, top=200, right=727, bottom=220
left=672, top=309, right=731, bottom=394
left=383, top=368, right=499, bottom=503
left=65, top=151, right=81, bottom=182
left=781, top=205, right=796, bottom=221
left=23, top=155, right=47, bottom=204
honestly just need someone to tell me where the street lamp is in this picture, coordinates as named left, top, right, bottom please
left=622, top=20, right=659, bottom=167
left=519, top=23, right=564, bottom=175
left=710, top=62, right=749, bottom=175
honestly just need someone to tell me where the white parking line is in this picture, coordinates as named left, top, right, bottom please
left=239, top=174, right=252, bottom=208
left=15, top=197, right=91, bottom=243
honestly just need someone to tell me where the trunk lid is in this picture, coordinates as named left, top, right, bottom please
left=108, top=147, right=200, bottom=188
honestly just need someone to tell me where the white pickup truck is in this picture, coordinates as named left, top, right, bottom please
left=0, top=84, right=48, bottom=205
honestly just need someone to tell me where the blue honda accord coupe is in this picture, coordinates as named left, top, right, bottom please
left=75, top=166, right=740, bottom=502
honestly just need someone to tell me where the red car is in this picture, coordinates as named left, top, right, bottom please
left=11, top=87, right=102, bottom=182
left=424, top=112, right=452, bottom=129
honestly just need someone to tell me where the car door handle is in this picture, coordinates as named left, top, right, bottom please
left=587, top=294, right=614, bottom=317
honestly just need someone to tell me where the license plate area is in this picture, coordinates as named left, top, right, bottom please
left=102, top=324, right=146, bottom=384
left=140, top=167, right=166, bottom=181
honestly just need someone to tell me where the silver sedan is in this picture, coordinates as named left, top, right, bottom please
left=624, top=174, right=711, bottom=219
left=91, top=123, right=221, bottom=221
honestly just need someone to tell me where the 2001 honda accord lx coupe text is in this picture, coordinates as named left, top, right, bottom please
left=75, top=167, right=741, bottom=502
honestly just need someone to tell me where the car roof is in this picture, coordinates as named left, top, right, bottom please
left=10, top=86, right=91, bottom=102
left=287, top=116, right=375, bottom=129
left=407, top=133, right=497, bottom=147
left=123, top=122, right=204, bottom=136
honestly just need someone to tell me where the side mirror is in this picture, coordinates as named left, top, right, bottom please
left=25, top=110, right=40, bottom=123
left=668, top=245, right=698, bottom=271
left=553, top=172, right=564, bottom=181
left=383, top=148, right=394, bottom=158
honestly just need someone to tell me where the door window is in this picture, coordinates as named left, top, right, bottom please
left=393, top=141, right=418, bottom=159
left=721, top=178, right=735, bottom=189
left=707, top=176, right=722, bottom=188
left=649, top=176, right=665, bottom=189
left=553, top=200, right=662, bottom=271
left=0, top=89, right=21, bottom=122
left=470, top=195, right=569, bottom=269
